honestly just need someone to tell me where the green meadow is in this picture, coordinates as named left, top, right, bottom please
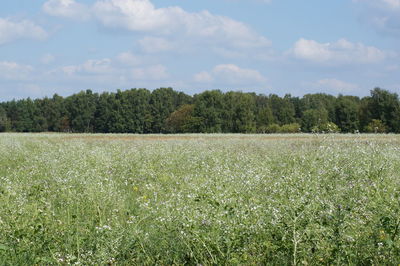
left=1, top=133, right=400, bottom=265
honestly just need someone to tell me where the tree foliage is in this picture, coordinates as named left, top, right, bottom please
left=0, top=87, right=399, bottom=133
left=0, top=105, right=10, bottom=132
left=165, top=104, right=195, bottom=133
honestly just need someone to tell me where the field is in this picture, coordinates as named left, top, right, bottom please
left=1, top=133, right=400, bottom=265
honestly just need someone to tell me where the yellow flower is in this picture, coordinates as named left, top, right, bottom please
left=379, top=230, right=386, bottom=240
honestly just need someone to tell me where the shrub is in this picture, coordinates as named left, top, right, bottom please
left=366, top=119, right=387, bottom=133
left=279, top=123, right=301, bottom=133
left=312, top=122, right=341, bottom=133
left=265, top=123, right=281, bottom=133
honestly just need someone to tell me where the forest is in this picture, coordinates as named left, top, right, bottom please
left=0, top=87, right=399, bottom=134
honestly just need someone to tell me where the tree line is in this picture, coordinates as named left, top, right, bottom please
left=0, top=87, right=399, bottom=133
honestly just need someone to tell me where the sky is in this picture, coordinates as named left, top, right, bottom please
left=1, top=0, right=400, bottom=100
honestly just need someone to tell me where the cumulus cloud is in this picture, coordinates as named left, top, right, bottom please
left=288, top=38, right=387, bottom=65
left=0, top=18, right=47, bottom=45
left=43, top=0, right=90, bottom=20
left=194, top=64, right=267, bottom=85
left=42, top=0, right=271, bottom=52
left=92, top=0, right=271, bottom=49
left=92, top=0, right=174, bottom=32
left=40, top=0, right=273, bottom=62
left=0, top=61, right=34, bottom=80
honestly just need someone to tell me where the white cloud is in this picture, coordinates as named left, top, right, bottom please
left=41, top=0, right=272, bottom=57
left=57, top=55, right=168, bottom=82
left=138, top=36, right=174, bottom=53
left=92, top=0, right=173, bottom=32
left=0, top=18, right=47, bottom=45
left=0, top=61, right=34, bottom=80
left=62, top=58, right=113, bottom=75
left=92, top=0, right=271, bottom=49
left=194, top=64, right=267, bottom=85
left=43, top=0, right=90, bottom=20
left=289, top=38, right=387, bottom=65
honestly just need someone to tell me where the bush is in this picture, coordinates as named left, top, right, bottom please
left=312, top=122, right=341, bottom=133
left=264, top=123, right=281, bottom=133
left=365, top=119, right=387, bottom=133
left=279, top=123, right=301, bottom=133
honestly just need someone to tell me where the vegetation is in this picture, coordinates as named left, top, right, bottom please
left=1, top=87, right=400, bottom=134
left=1, top=134, right=400, bottom=264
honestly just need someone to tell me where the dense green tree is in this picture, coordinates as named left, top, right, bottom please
left=256, top=106, right=275, bottom=133
left=1, top=87, right=400, bottom=134
left=5, top=98, right=46, bottom=132
left=93, top=92, right=114, bottom=133
left=254, top=94, right=275, bottom=133
left=301, top=93, right=337, bottom=122
left=35, top=94, right=68, bottom=132
left=65, top=90, right=98, bottom=132
left=288, top=95, right=302, bottom=121
left=269, top=94, right=296, bottom=125
left=120, top=89, right=152, bottom=133
left=369, top=88, right=400, bottom=132
left=3, top=100, right=19, bottom=131
left=359, top=96, right=372, bottom=132
left=335, top=95, right=360, bottom=132
left=165, top=104, right=195, bottom=133
left=301, top=108, right=329, bottom=132
left=0, top=105, right=10, bottom=132
left=192, top=90, right=225, bottom=133
left=222, top=92, right=256, bottom=133
left=149, top=88, right=191, bottom=133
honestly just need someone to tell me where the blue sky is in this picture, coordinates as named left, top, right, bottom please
left=1, top=0, right=400, bottom=100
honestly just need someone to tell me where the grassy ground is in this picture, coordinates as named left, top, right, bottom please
left=1, top=133, right=400, bottom=265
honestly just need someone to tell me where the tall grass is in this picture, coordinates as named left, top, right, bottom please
left=1, top=133, right=400, bottom=264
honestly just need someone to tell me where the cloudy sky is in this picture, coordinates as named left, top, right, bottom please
left=1, top=0, right=400, bottom=100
